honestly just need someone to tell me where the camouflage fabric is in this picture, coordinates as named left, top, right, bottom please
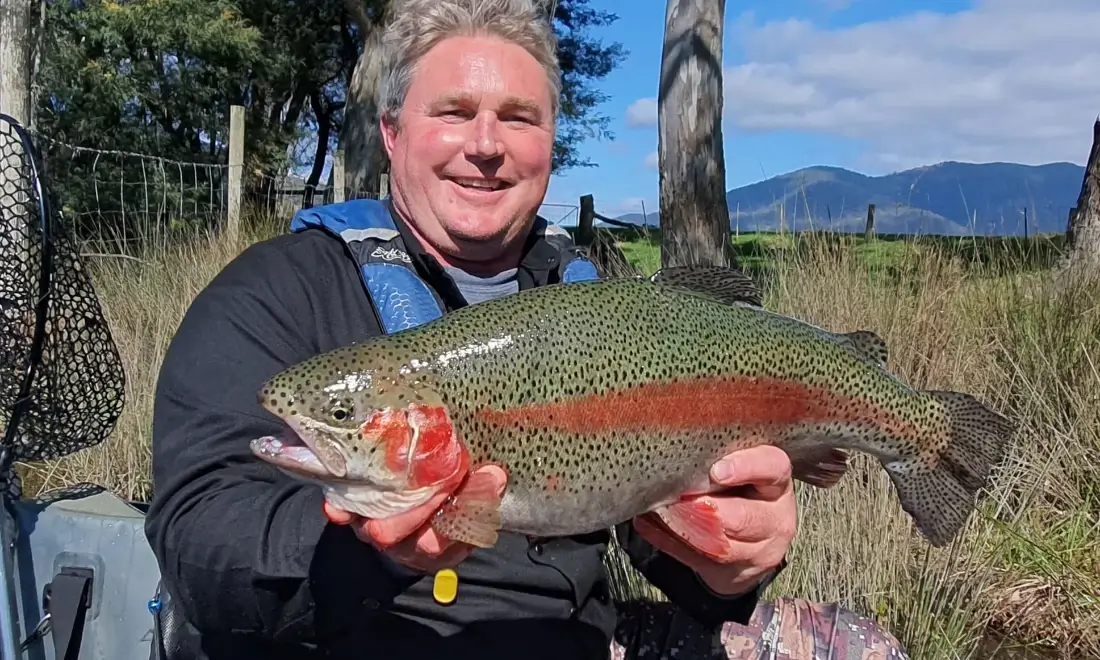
left=610, top=597, right=909, bottom=660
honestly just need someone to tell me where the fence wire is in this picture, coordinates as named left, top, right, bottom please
left=0, top=115, right=126, bottom=486
left=20, top=129, right=590, bottom=256
left=30, top=133, right=230, bottom=248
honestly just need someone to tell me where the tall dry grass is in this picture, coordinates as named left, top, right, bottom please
left=603, top=231, right=1098, bottom=659
left=16, top=214, right=284, bottom=498
left=15, top=220, right=1099, bottom=659
left=766, top=238, right=1097, bottom=659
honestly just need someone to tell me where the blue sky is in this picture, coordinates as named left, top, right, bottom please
left=540, top=0, right=1100, bottom=221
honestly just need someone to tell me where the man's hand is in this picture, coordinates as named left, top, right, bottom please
left=633, top=444, right=796, bottom=597
left=324, top=464, right=508, bottom=573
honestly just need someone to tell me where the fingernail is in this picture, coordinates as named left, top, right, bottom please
left=712, top=458, right=736, bottom=483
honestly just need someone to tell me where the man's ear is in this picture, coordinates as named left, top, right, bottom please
left=380, top=113, right=398, bottom=158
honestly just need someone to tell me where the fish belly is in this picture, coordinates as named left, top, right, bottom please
left=495, top=480, right=681, bottom=537
left=485, top=430, right=735, bottom=538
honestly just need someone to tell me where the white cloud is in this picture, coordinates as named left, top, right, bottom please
left=625, top=97, right=658, bottom=128
left=723, top=0, right=1100, bottom=170
left=643, top=151, right=659, bottom=169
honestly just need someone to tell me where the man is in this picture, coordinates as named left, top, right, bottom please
left=145, top=0, right=906, bottom=658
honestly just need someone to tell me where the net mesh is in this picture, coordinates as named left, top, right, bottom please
left=0, top=114, right=125, bottom=471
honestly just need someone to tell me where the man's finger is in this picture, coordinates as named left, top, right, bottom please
left=634, top=517, right=780, bottom=596
left=710, top=496, right=776, bottom=543
left=711, top=444, right=793, bottom=499
left=367, top=489, right=454, bottom=548
left=633, top=515, right=749, bottom=568
left=414, top=524, right=456, bottom=556
left=393, top=541, right=472, bottom=573
left=479, top=464, right=509, bottom=497
left=323, top=501, right=356, bottom=525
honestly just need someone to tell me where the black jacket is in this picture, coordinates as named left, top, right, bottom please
left=144, top=210, right=766, bottom=659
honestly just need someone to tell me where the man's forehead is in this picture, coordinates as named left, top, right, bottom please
left=408, top=36, right=552, bottom=107
left=431, top=90, right=546, bottom=112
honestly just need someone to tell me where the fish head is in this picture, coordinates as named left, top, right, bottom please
left=250, top=357, right=469, bottom=494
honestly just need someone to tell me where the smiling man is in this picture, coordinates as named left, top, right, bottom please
left=381, top=35, right=556, bottom=275
left=143, top=1, right=907, bottom=659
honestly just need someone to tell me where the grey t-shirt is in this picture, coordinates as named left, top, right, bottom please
left=444, top=265, right=519, bottom=305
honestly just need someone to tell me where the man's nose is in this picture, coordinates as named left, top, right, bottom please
left=464, top=113, right=504, bottom=158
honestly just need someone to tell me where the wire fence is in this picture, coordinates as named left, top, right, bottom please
left=32, top=128, right=1057, bottom=254
left=25, top=130, right=583, bottom=253
left=29, top=133, right=230, bottom=249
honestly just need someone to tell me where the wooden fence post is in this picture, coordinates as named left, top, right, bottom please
left=333, top=149, right=346, bottom=203
left=227, top=104, right=244, bottom=243
left=865, top=203, right=876, bottom=241
left=578, top=194, right=595, bottom=245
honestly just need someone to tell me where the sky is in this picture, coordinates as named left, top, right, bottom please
left=539, top=0, right=1100, bottom=222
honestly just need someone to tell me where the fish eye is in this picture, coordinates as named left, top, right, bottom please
left=331, top=405, right=351, bottom=422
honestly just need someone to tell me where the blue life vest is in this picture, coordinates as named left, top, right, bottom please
left=289, top=198, right=601, bottom=334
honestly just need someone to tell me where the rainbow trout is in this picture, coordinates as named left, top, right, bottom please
left=250, top=266, right=1013, bottom=559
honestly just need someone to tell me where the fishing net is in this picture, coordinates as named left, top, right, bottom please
left=0, top=113, right=126, bottom=495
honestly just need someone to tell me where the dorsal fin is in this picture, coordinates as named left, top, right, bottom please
left=649, top=266, right=764, bottom=308
left=839, top=330, right=889, bottom=367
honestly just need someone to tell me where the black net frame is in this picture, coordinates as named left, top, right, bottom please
left=0, top=113, right=126, bottom=489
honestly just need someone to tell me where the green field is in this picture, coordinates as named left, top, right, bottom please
left=592, top=226, right=1067, bottom=277
left=16, top=218, right=1098, bottom=659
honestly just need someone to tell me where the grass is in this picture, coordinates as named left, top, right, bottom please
left=14, top=216, right=1100, bottom=659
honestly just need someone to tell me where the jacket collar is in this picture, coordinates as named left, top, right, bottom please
left=382, top=197, right=562, bottom=307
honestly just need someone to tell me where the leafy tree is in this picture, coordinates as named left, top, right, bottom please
left=36, top=0, right=268, bottom=236
left=33, top=0, right=624, bottom=239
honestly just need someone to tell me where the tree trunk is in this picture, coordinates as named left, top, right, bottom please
left=339, top=0, right=389, bottom=199
left=657, top=0, right=734, bottom=270
left=0, top=0, right=37, bottom=292
left=0, top=0, right=34, bottom=125
left=1065, top=117, right=1100, bottom=270
left=303, top=93, right=333, bottom=209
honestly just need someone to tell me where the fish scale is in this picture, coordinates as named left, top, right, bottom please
left=251, top=266, right=1014, bottom=557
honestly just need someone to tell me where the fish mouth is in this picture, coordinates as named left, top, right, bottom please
left=250, top=433, right=337, bottom=480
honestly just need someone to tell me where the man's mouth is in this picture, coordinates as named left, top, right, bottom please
left=448, top=176, right=512, bottom=192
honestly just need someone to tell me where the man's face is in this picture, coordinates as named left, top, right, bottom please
left=382, top=35, right=555, bottom=269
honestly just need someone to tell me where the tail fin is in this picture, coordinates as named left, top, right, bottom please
left=884, top=391, right=1014, bottom=547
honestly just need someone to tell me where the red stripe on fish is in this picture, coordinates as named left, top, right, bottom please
left=475, top=376, right=918, bottom=437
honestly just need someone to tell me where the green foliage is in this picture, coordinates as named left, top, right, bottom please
left=39, top=0, right=263, bottom=158
left=34, top=0, right=626, bottom=241
left=36, top=0, right=270, bottom=238
left=548, top=0, right=627, bottom=171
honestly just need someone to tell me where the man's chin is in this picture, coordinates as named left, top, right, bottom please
left=445, top=211, right=532, bottom=244
left=439, top=227, right=530, bottom=271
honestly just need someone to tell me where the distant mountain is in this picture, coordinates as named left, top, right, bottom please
left=608, top=161, right=1086, bottom=236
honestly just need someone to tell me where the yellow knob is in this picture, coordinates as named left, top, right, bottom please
left=433, top=569, right=459, bottom=605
